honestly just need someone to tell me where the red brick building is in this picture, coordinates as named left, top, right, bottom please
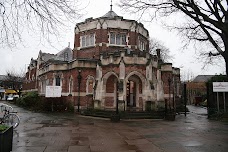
left=23, top=6, right=181, bottom=112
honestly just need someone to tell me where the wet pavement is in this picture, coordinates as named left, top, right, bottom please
left=1, top=101, right=228, bottom=152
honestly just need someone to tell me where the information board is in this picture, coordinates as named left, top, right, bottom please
left=213, top=82, right=228, bottom=92
left=45, top=86, right=62, bottom=97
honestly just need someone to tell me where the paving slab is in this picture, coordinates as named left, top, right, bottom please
left=1, top=101, right=227, bottom=152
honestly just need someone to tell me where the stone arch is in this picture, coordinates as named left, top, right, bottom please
left=102, top=72, right=119, bottom=109
left=102, top=72, right=119, bottom=84
left=125, top=71, right=146, bottom=109
left=125, top=71, right=145, bottom=87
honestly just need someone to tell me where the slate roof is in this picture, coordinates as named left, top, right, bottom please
left=40, top=52, right=56, bottom=62
left=39, top=47, right=73, bottom=63
left=102, top=3, right=119, bottom=18
left=192, top=75, right=214, bottom=82
left=102, top=10, right=119, bottom=18
left=55, top=47, right=73, bottom=61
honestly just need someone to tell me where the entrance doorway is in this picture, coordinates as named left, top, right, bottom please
left=127, top=81, right=136, bottom=107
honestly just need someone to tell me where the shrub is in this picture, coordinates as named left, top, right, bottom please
left=0, top=125, right=8, bottom=132
left=16, top=92, right=74, bottom=112
left=40, top=97, right=74, bottom=112
left=16, top=92, right=40, bottom=109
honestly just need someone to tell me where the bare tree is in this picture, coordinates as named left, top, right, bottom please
left=119, top=0, right=228, bottom=76
left=3, top=69, right=25, bottom=96
left=0, top=0, right=82, bottom=48
left=149, top=38, right=173, bottom=63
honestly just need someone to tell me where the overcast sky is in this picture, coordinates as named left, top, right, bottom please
left=0, top=0, right=225, bottom=79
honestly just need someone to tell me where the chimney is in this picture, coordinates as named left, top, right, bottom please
left=156, top=49, right=161, bottom=59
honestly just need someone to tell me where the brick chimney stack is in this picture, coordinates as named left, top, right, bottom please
left=156, top=49, right=161, bottom=59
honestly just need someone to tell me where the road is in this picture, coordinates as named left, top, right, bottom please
left=2, top=101, right=228, bottom=152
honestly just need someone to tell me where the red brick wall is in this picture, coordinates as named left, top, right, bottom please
left=129, top=31, right=137, bottom=46
left=102, top=66, right=119, bottom=77
left=161, top=71, right=175, bottom=99
left=125, top=65, right=146, bottom=77
left=77, top=69, right=96, bottom=92
left=106, top=75, right=117, bottom=93
left=105, top=97, right=114, bottom=107
left=74, top=27, right=149, bottom=60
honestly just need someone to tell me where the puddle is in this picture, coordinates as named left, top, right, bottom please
left=183, top=141, right=203, bottom=147
left=186, top=127, right=195, bottom=130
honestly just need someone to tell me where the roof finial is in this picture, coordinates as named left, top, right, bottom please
left=110, top=0, right=113, bottom=11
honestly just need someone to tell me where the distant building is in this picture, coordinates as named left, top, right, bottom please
left=23, top=5, right=181, bottom=112
left=186, top=75, right=214, bottom=105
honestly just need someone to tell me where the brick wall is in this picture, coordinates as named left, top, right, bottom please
left=105, top=97, right=114, bottom=107
left=106, top=75, right=117, bottom=93
left=161, top=71, right=173, bottom=94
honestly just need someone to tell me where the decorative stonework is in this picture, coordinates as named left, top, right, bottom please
left=23, top=6, right=181, bottom=112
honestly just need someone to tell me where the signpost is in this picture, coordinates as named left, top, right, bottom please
left=45, top=86, right=62, bottom=111
left=213, top=82, right=228, bottom=92
left=213, top=82, right=228, bottom=113
left=45, top=86, right=62, bottom=97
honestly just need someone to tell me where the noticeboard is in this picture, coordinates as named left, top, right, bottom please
left=45, top=86, right=62, bottom=97
left=213, top=82, right=228, bottom=92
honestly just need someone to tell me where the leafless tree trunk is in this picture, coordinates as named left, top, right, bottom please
left=119, top=0, right=228, bottom=76
left=3, top=69, right=25, bottom=96
left=0, top=0, right=82, bottom=48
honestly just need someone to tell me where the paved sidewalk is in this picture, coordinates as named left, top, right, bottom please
left=2, top=102, right=227, bottom=152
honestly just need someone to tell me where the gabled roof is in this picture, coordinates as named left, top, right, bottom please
left=38, top=46, right=73, bottom=63
left=54, top=47, right=73, bottom=61
left=40, top=52, right=56, bottom=62
left=193, top=75, right=214, bottom=82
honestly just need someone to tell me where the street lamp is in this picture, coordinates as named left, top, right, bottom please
left=168, top=77, right=171, bottom=111
left=77, top=70, right=82, bottom=112
left=116, top=81, right=119, bottom=115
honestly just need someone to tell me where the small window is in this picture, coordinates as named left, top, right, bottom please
left=80, top=34, right=95, bottom=48
left=82, top=36, right=86, bottom=47
left=64, top=52, right=68, bottom=61
left=55, top=76, right=61, bottom=86
left=90, top=34, right=94, bottom=45
left=109, top=32, right=127, bottom=45
left=110, top=33, right=115, bottom=44
left=116, top=34, right=121, bottom=45
left=138, top=38, right=146, bottom=51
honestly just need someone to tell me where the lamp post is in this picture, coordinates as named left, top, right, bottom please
left=116, top=81, right=119, bottom=114
left=168, top=77, right=171, bottom=111
left=77, top=70, right=82, bottom=112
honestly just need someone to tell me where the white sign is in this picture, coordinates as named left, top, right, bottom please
left=213, top=82, right=228, bottom=92
left=45, top=86, right=62, bottom=97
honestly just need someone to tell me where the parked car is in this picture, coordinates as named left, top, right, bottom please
left=7, top=95, right=19, bottom=101
left=6, top=96, right=14, bottom=101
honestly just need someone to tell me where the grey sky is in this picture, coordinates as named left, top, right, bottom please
left=0, top=0, right=225, bottom=79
